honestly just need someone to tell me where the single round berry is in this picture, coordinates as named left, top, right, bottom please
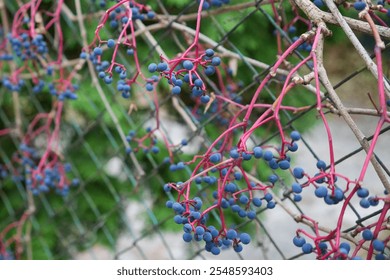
left=357, top=187, right=369, bottom=198
left=293, top=167, right=305, bottom=179
left=226, top=229, right=237, bottom=240
left=362, top=229, right=373, bottom=241
left=171, top=86, right=181, bottom=95
left=263, top=150, right=273, bottom=161
left=234, top=244, right=243, bottom=252
left=200, top=95, right=210, bottom=104
left=107, top=39, right=115, bottom=48
left=205, top=49, right=214, bottom=57
left=292, top=183, right=303, bottom=194
left=148, top=63, right=157, bottom=73
left=293, top=236, right=306, bottom=247
left=211, top=57, right=221, bottom=66
left=302, top=243, right=313, bottom=254
left=316, top=160, right=326, bottom=170
left=290, top=131, right=301, bottom=141
left=157, top=62, right=168, bottom=71
left=315, top=186, right=328, bottom=198
left=372, top=239, right=385, bottom=252
left=253, top=146, right=263, bottom=158
left=203, top=232, right=212, bottom=242
left=278, top=160, right=290, bottom=170
left=93, top=47, right=103, bottom=56
left=267, top=201, right=276, bottom=209
left=353, top=1, right=366, bottom=11
left=240, top=233, right=251, bottom=245
left=195, top=226, right=205, bottom=236
left=209, top=153, right=222, bottom=163
left=183, top=60, right=194, bottom=70
left=239, top=194, right=249, bottom=204
left=211, top=246, right=221, bottom=255
left=359, top=198, right=370, bottom=208
left=252, top=197, right=262, bottom=207
left=183, top=232, right=193, bottom=242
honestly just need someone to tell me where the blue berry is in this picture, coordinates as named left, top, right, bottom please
left=93, top=47, right=103, bottom=56
left=372, top=239, right=385, bottom=251
left=183, top=223, right=192, bottom=233
left=183, top=60, right=194, bottom=70
left=293, top=167, right=305, bottom=179
left=315, top=186, right=328, bottom=198
left=226, top=229, right=237, bottom=240
left=209, top=153, right=222, bottom=163
left=183, top=232, right=193, bottom=242
left=200, top=95, right=210, bottom=104
left=340, top=242, right=351, bottom=253
left=290, top=131, right=301, bottom=141
left=238, top=210, right=247, bottom=218
left=239, top=194, right=249, bottom=204
left=287, top=142, right=299, bottom=152
left=292, top=183, right=303, bottom=194
left=145, top=83, right=154, bottom=91
left=148, top=63, right=157, bottom=72
left=205, top=49, right=214, bottom=57
left=263, top=150, right=273, bottom=161
left=302, top=243, right=313, bottom=254
left=353, top=1, right=366, bottom=11
left=293, top=236, right=306, bottom=247
left=225, top=182, right=237, bottom=193
left=313, top=0, right=324, bottom=7
left=247, top=211, right=256, bottom=220
left=357, top=187, right=369, bottom=198
left=268, top=174, right=278, bottom=184
left=278, top=160, right=290, bottom=170
left=316, top=160, right=326, bottom=170
left=230, top=149, right=240, bottom=159
left=240, top=233, right=251, bottom=244
left=171, top=86, right=181, bottom=95
left=203, top=232, right=212, bottom=242
left=252, top=197, right=262, bottom=207
left=211, top=246, right=220, bottom=255
left=211, top=57, right=221, bottom=66
left=107, top=39, right=115, bottom=48
left=195, top=226, right=205, bottom=235
left=157, top=62, right=168, bottom=71
left=204, top=65, right=215, bottom=75
left=253, top=146, right=263, bottom=158
left=293, top=194, right=302, bottom=202
left=267, top=201, right=276, bottom=209
left=362, top=229, right=373, bottom=241
left=360, top=198, right=370, bottom=208
left=194, top=79, right=203, bottom=88
left=234, top=244, right=243, bottom=252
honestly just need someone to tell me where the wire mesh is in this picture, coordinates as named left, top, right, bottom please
left=0, top=0, right=389, bottom=260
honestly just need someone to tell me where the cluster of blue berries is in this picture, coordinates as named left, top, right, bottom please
left=356, top=186, right=380, bottom=209
left=198, top=0, right=230, bottom=9
left=7, top=33, right=48, bottom=62
left=18, top=144, right=78, bottom=196
left=106, top=5, right=155, bottom=30
left=2, top=77, right=25, bottom=92
left=293, top=231, right=388, bottom=259
left=124, top=128, right=160, bottom=155
left=148, top=48, right=222, bottom=104
left=164, top=131, right=305, bottom=253
left=166, top=197, right=251, bottom=255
